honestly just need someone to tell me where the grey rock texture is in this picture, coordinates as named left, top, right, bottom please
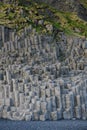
left=0, top=26, right=87, bottom=120
left=36, top=0, right=79, bottom=12
left=34, top=0, right=87, bottom=21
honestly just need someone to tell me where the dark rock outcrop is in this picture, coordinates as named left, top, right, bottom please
left=35, top=0, right=87, bottom=21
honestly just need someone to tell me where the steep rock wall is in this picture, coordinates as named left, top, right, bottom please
left=0, top=26, right=87, bottom=120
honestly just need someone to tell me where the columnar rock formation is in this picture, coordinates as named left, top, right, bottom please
left=1, top=71, right=87, bottom=121
left=0, top=25, right=87, bottom=120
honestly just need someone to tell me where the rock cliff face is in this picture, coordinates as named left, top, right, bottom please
left=36, top=0, right=79, bottom=12
left=0, top=26, right=87, bottom=120
left=0, top=0, right=87, bottom=121
left=1, top=0, right=87, bottom=21
left=35, top=0, right=87, bottom=21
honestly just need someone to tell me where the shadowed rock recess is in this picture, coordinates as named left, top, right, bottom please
left=0, top=25, right=87, bottom=121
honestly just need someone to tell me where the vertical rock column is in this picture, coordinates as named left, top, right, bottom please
left=12, top=79, right=19, bottom=107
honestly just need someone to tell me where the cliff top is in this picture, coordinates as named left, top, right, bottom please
left=0, top=0, right=87, bottom=37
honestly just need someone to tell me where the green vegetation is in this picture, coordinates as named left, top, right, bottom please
left=80, top=0, right=87, bottom=8
left=0, top=0, right=87, bottom=37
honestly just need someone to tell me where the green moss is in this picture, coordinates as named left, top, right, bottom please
left=0, top=0, right=87, bottom=37
left=80, top=0, right=87, bottom=8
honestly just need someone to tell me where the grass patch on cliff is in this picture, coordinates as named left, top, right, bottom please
left=80, top=0, right=87, bottom=8
left=0, top=0, right=87, bottom=37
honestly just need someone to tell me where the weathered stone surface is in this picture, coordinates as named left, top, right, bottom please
left=0, top=26, right=87, bottom=121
